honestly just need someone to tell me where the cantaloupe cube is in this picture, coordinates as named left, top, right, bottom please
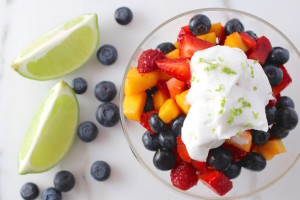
left=175, top=89, right=190, bottom=115
left=225, top=130, right=252, bottom=152
left=124, top=68, right=159, bottom=96
left=123, top=92, right=147, bottom=121
left=165, top=49, right=180, bottom=59
left=158, top=99, right=181, bottom=123
left=209, top=22, right=223, bottom=37
left=197, top=32, right=216, bottom=45
left=253, top=139, right=286, bottom=160
left=153, top=90, right=168, bottom=110
left=252, top=146, right=275, bottom=160
left=224, top=32, right=248, bottom=52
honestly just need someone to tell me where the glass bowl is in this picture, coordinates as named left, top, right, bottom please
left=119, top=8, right=300, bottom=199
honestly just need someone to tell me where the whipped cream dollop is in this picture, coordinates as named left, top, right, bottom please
left=181, top=45, right=274, bottom=161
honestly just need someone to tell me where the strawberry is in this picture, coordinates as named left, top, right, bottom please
left=137, top=49, right=165, bottom=73
left=140, top=111, right=157, bottom=135
left=218, top=26, right=226, bottom=45
left=191, top=160, right=207, bottom=174
left=166, top=78, right=187, bottom=100
left=223, top=143, right=248, bottom=162
left=171, top=161, right=198, bottom=190
left=157, top=80, right=170, bottom=98
left=267, top=99, right=277, bottom=108
left=240, top=32, right=256, bottom=52
left=199, top=169, right=233, bottom=196
left=248, top=36, right=272, bottom=65
left=272, top=65, right=292, bottom=97
left=156, top=58, right=191, bottom=82
left=176, top=136, right=192, bottom=163
left=177, top=25, right=192, bottom=44
left=179, top=34, right=214, bottom=58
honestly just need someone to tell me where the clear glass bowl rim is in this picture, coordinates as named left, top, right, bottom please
left=119, top=7, right=300, bottom=200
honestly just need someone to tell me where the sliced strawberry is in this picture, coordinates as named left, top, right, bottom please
left=199, top=169, right=233, bottom=196
left=157, top=80, right=170, bottom=98
left=248, top=36, right=272, bottom=65
left=223, top=143, right=248, bottom=162
left=218, top=26, right=226, bottom=45
left=191, top=160, right=207, bottom=174
left=171, top=161, right=198, bottom=190
left=140, top=111, right=157, bottom=135
left=166, top=78, right=187, bottom=100
left=272, top=65, right=292, bottom=97
left=240, top=32, right=256, bottom=52
left=177, top=25, right=192, bottom=44
left=179, top=34, right=214, bottom=58
left=156, top=58, right=191, bottom=82
left=177, top=136, right=192, bottom=163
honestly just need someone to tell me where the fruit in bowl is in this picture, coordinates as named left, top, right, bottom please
left=120, top=8, right=300, bottom=199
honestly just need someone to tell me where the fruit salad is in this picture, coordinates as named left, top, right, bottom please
left=122, top=14, right=298, bottom=196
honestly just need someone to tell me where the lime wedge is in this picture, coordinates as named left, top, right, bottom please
left=18, top=81, right=79, bottom=174
left=12, top=13, right=99, bottom=80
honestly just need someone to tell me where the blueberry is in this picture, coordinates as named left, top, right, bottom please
left=146, top=86, right=158, bottom=96
left=97, top=45, right=118, bottom=65
left=96, top=102, right=119, bottom=127
left=156, top=42, right=176, bottom=55
left=252, top=129, right=270, bottom=145
left=148, top=113, right=167, bottom=133
left=170, top=115, right=186, bottom=136
left=189, top=14, right=211, bottom=36
left=20, top=182, right=39, bottom=200
left=41, top=187, right=62, bottom=200
left=153, top=149, right=177, bottom=170
left=266, top=106, right=276, bottom=125
left=77, top=121, right=98, bottom=142
left=224, top=162, right=241, bottom=179
left=114, top=7, right=133, bottom=25
left=241, top=152, right=266, bottom=172
left=143, top=95, right=154, bottom=112
left=91, top=161, right=111, bottom=181
left=245, top=30, right=258, bottom=40
left=276, top=96, right=295, bottom=109
left=269, top=125, right=289, bottom=139
left=224, top=18, right=245, bottom=36
left=207, top=147, right=232, bottom=171
left=142, top=131, right=161, bottom=151
left=263, top=64, right=283, bottom=87
left=94, top=81, right=117, bottom=102
left=54, top=170, right=75, bottom=192
left=267, top=47, right=290, bottom=65
left=71, top=77, right=88, bottom=94
left=275, top=107, right=298, bottom=131
left=158, top=129, right=176, bottom=149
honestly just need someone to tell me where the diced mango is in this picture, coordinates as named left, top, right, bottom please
left=209, top=22, right=223, bottom=37
left=124, top=68, right=159, bottom=96
left=153, top=90, right=168, bottom=110
left=197, top=32, right=216, bottom=45
left=224, top=32, right=248, bottom=52
left=174, top=42, right=179, bottom=49
left=225, top=130, right=252, bottom=152
left=158, top=69, right=172, bottom=81
left=175, top=89, right=190, bottom=115
left=165, top=49, right=180, bottom=59
left=252, top=146, right=275, bottom=160
left=252, top=139, right=286, bottom=160
left=158, top=99, right=181, bottom=123
left=123, top=92, right=147, bottom=121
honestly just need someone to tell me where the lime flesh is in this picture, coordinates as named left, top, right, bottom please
left=18, top=81, right=79, bottom=174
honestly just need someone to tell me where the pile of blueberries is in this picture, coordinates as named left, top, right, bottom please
left=20, top=6, right=133, bottom=200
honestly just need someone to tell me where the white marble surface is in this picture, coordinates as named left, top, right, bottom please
left=1, top=0, right=300, bottom=199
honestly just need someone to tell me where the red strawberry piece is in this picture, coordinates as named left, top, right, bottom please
left=218, top=26, right=226, bottom=45
left=157, top=80, right=170, bottom=98
left=177, top=136, right=192, bottom=163
left=267, top=99, right=277, bottom=108
left=137, top=49, right=165, bottom=73
left=156, top=58, right=191, bottom=82
left=248, top=36, right=272, bottom=65
left=140, top=111, right=157, bottom=135
left=199, top=169, right=233, bottom=196
left=272, top=65, right=292, bottom=97
left=240, top=32, right=257, bottom=52
left=191, top=160, right=207, bottom=175
left=179, top=34, right=214, bottom=58
left=166, top=78, right=187, bottom=100
left=223, top=143, right=248, bottom=162
left=171, top=161, right=198, bottom=190
left=177, top=25, right=192, bottom=44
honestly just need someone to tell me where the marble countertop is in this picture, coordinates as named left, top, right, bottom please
left=1, top=0, right=300, bottom=199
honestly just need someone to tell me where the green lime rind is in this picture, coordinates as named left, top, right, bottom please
left=12, top=13, right=100, bottom=81
left=18, top=81, right=79, bottom=174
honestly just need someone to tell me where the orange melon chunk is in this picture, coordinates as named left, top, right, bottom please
left=253, top=139, right=286, bottom=160
left=123, top=92, right=147, bottom=121
left=224, top=32, right=248, bottom=52
left=165, top=49, right=180, bottom=59
left=175, top=89, right=190, bottom=115
left=158, top=99, right=181, bottom=123
left=225, top=130, right=252, bottom=152
left=153, top=90, right=168, bottom=110
left=197, top=32, right=216, bottom=45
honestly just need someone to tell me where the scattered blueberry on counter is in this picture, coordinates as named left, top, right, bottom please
left=114, top=7, right=133, bottom=25
left=71, top=77, right=88, bottom=94
left=90, top=161, right=111, bottom=181
left=20, top=182, right=39, bottom=200
left=54, top=170, right=76, bottom=192
left=94, top=81, right=117, bottom=102
left=41, top=187, right=62, bottom=200
left=97, top=44, right=118, bottom=65
left=96, top=102, right=120, bottom=127
left=77, top=121, right=99, bottom=142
